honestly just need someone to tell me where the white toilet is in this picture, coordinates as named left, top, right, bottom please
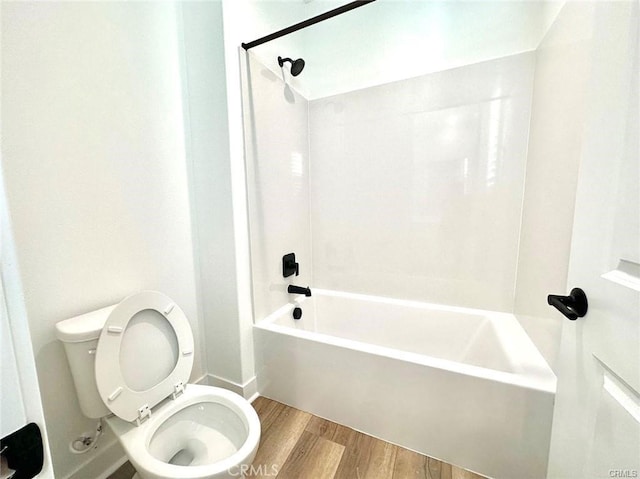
left=55, top=291, right=260, bottom=479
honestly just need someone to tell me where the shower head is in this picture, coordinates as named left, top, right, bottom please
left=278, top=56, right=305, bottom=76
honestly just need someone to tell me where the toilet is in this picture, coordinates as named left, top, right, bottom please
left=55, top=291, right=260, bottom=479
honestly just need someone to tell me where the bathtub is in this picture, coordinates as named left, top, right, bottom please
left=253, top=289, right=556, bottom=479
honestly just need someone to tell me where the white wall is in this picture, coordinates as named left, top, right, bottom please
left=309, top=53, right=535, bottom=311
left=177, top=1, right=253, bottom=394
left=1, top=2, right=202, bottom=477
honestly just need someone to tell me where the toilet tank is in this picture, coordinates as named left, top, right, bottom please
left=55, top=305, right=117, bottom=419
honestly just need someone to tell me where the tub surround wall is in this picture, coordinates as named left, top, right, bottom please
left=2, top=3, right=203, bottom=477
left=244, top=53, right=537, bottom=318
left=310, top=53, right=535, bottom=312
left=513, top=2, right=594, bottom=371
left=242, top=52, right=313, bottom=322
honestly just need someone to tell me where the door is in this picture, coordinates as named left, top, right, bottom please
left=547, top=2, right=639, bottom=479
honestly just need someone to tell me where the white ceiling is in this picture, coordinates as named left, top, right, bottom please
left=244, top=0, right=564, bottom=100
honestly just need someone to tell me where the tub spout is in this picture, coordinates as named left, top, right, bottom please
left=288, top=285, right=311, bottom=297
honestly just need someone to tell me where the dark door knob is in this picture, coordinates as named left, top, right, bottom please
left=547, top=288, right=588, bottom=320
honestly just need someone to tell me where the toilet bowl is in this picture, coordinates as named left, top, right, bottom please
left=107, top=385, right=259, bottom=479
left=56, top=291, right=260, bottom=479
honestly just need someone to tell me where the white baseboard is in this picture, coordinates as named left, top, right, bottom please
left=247, top=391, right=260, bottom=403
left=193, top=372, right=210, bottom=385
left=96, top=454, right=128, bottom=479
left=206, top=373, right=257, bottom=400
left=65, top=437, right=126, bottom=479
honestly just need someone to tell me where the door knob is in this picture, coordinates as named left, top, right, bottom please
left=547, top=288, right=588, bottom=320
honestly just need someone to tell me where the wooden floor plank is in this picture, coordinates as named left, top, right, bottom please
left=250, top=402, right=312, bottom=478
left=305, top=415, right=354, bottom=447
left=276, top=430, right=345, bottom=479
left=252, top=396, right=286, bottom=434
left=306, top=415, right=339, bottom=438
left=440, top=460, right=453, bottom=479
left=107, top=461, right=136, bottom=479
left=333, top=429, right=377, bottom=479
left=363, top=438, right=398, bottom=479
left=108, top=398, right=488, bottom=479
left=452, top=465, right=486, bottom=479
left=393, top=447, right=429, bottom=479
left=251, top=396, right=271, bottom=415
left=427, top=456, right=444, bottom=479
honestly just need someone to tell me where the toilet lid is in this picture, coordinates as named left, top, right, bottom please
left=94, top=291, right=194, bottom=423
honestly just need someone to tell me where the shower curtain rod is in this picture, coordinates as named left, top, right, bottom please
left=241, top=0, right=376, bottom=51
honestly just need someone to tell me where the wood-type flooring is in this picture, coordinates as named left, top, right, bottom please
left=107, top=396, right=488, bottom=479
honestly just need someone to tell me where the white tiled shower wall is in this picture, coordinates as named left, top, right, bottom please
left=242, top=53, right=312, bottom=321
left=310, top=53, right=535, bottom=311
left=244, top=51, right=536, bottom=316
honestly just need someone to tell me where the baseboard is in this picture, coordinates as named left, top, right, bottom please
left=247, top=391, right=260, bottom=403
left=206, top=373, right=257, bottom=400
left=243, top=376, right=258, bottom=400
left=194, top=372, right=210, bottom=385
left=65, top=437, right=126, bottom=479
left=96, top=454, right=128, bottom=479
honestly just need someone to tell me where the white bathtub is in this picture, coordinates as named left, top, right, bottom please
left=253, top=289, right=556, bottom=479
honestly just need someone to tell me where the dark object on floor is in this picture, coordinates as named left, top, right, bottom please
left=1, top=423, right=44, bottom=479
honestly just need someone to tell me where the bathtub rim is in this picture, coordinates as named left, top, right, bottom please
left=255, top=289, right=557, bottom=394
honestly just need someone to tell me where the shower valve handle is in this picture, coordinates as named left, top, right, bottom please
left=283, top=253, right=299, bottom=278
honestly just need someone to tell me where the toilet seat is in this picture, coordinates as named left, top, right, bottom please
left=95, top=291, right=194, bottom=423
